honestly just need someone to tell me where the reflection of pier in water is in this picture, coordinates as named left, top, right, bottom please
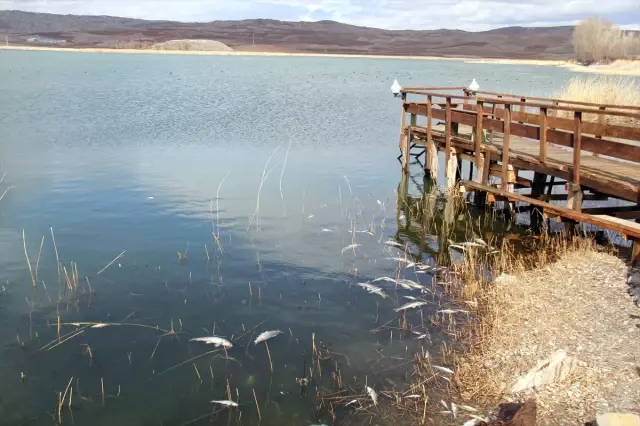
left=394, top=169, right=527, bottom=263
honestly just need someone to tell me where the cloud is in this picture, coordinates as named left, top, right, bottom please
left=1, top=0, right=639, bottom=30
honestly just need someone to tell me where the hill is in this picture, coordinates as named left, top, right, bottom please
left=0, top=10, right=575, bottom=59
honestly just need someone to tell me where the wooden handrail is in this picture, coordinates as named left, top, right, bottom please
left=401, top=94, right=640, bottom=119
left=474, top=89, right=640, bottom=111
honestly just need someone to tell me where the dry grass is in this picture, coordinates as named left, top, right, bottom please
left=553, top=75, right=640, bottom=127
left=151, top=39, right=234, bottom=52
left=448, top=233, right=639, bottom=424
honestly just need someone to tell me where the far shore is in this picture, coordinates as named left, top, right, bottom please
left=2, top=45, right=640, bottom=75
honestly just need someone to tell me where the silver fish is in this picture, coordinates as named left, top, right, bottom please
left=190, top=336, right=233, bottom=348
left=394, top=301, right=427, bottom=311
left=210, top=400, right=238, bottom=407
left=366, top=386, right=378, bottom=406
left=254, top=330, right=283, bottom=344
left=356, top=283, right=388, bottom=299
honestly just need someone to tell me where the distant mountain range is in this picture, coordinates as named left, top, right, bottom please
left=0, top=10, right=576, bottom=58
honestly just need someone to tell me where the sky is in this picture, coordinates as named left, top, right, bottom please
left=1, top=0, right=639, bottom=31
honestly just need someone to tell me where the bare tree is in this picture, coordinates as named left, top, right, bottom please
left=573, top=17, right=639, bottom=64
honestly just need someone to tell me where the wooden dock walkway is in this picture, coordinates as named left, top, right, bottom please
left=397, top=86, right=640, bottom=263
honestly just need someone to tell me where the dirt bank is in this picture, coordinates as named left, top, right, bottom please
left=455, top=247, right=639, bottom=425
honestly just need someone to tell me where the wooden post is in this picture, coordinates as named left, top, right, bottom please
left=632, top=240, right=640, bottom=266
left=539, top=107, right=548, bottom=163
left=567, top=111, right=583, bottom=212
left=444, top=97, right=452, bottom=178
left=425, top=96, right=438, bottom=182
left=573, top=111, right=583, bottom=187
left=399, top=93, right=407, bottom=148
left=530, top=172, right=547, bottom=231
left=489, top=103, right=497, bottom=142
left=447, top=148, right=458, bottom=190
left=594, top=106, right=605, bottom=157
left=401, top=128, right=410, bottom=170
left=475, top=101, right=484, bottom=171
left=501, top=104, right=511, bottom=190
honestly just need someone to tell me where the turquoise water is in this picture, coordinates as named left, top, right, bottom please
left=0, top=50, right=578, bottom=425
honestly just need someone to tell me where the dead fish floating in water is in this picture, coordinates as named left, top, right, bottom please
left=210, top=400, right=238, bottom=407
left=433, top=365, right=454, bottom=374
left=190, top=336, right=233, bottom=348
left=384, top=240, right=403, bottom=248
left=356, top=283, right=389, bottom=299
left=394, top=301, right=427, bottom=312
left=437, top=309, right=469, bottom=315
left=341, top=244, right=361, bottom=254
left=366, top=386, right=378, bottom=406
left=254, top=330, right=283, bottom=344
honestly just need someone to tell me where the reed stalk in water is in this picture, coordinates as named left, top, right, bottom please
left=50, top=227, right=61, bottom=276
left=22, top=230, right=37, bottom=287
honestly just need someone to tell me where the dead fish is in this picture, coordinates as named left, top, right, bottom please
left=210, top=400, right=238, bottom=407
left=366, top=386, right=378, bottom=406
left=345, top=399, right=358, bottom=407
left=384, top=240, right=402, bottom=248
left=91, top=323, right=109, bottom=329
left=341, top=244, right=360, bottom=254
left=388, top=257, right=410, bottom=263
left=403, top=295, right=419, bottom=300
left=398, top=279, right=424, bottom=291
left=372, top=276, right=398, bottom=284
left=437, top=309, right=468, bottom=315
left=394, top=301, right=427, bottom=312
left=405, top=394, right=421, bottom=399
left=254, top=330, right=283, bottom=344
left=357, top=283, right=388, bottom=299
left=433, top=365, right=454, bottom=374
left=190, top=336, right=233, bottom=348
left=321, top=228, right=333, bottom=232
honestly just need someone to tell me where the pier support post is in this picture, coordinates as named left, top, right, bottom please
left=446, top=148, right=458, bottom=190
left=424, top=96, right=438, bottom=182
left=567, top=183, right=583, bottom=212
left=632, top=240, right=639, bottom=266
left=401, top=129, right=410, bottom=170
left=530, top=172, right=547, bottom=231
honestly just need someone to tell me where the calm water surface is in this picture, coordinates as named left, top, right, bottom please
left=0, top=50, right=578, bottom=425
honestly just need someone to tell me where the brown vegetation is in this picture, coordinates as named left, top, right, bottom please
left=553, top=76, right=640, bottom=126
left=573, top=17, right=640, bottom=64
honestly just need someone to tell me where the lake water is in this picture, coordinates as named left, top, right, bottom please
left=0, top=50, right=581, bottom=425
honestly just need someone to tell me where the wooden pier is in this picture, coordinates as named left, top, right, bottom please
left=398, top=86, right=640, bottom=264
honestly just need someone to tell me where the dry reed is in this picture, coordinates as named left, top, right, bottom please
left=553, top=76, right=640, bottom=127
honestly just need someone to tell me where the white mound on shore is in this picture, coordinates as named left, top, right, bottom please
left=151, top=40, right=234, bottom=52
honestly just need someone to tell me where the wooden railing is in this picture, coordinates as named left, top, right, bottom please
left=398, top=87, right=640, bottom=204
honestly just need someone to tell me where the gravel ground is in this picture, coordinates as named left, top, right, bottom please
left=458, top=250, right=640, bottom=425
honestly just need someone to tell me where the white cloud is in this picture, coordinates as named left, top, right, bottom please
left=1, top=0, right=638, bottom=30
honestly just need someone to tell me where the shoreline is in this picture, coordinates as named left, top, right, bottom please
left=453, top=242, right=640, bottom=424
left=4, top=45, right=640, bottom=75
left=0, top=45, right=567, bottom=66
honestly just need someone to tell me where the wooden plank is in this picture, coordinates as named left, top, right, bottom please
left=539, top=107, right=548, bottom=163
left=461, top=180, right=640, bottom=239
left=426, top=96, right=438, bottom=180
left=501, top=105, right=511, bottom=190
left=445, top=97, right=452, bottom=179
left=399, top=94, right=407, bottom=148
left=573, top=111, right=583, bottom=186
left=472, top=89, right=640, bottom=111
left=475, top=101, right=484, bottom=169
